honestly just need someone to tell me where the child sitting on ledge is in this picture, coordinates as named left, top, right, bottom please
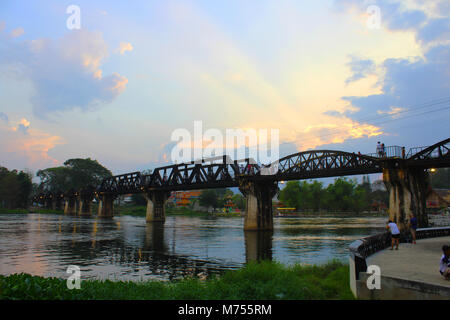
left=440, top=245, right=450, bottom=280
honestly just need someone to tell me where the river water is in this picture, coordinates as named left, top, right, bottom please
left=0, top=213, right=386, bottom=281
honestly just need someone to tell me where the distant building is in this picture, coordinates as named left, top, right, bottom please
left=168, top=190, right=202, bottom=207
left=371, top=180, right=386, bottom=191
left=426, top=189, right=450, bottom=208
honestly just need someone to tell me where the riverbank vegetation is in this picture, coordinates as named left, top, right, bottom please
left=0, top=167, right=33, bottom=209
left=0, top=260, right=354, bottom=300
left=115, top=205, right=214, bottom=217
left=279, top=176, right=389, bottom=213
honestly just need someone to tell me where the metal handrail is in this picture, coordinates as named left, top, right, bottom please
left=366, top=145, right=404, bottom=159
left=406, top=146, right=428, bottom=159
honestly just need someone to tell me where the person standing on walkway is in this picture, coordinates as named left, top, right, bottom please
left=440, top=245, right=450, bottom=280
left=376, top=142, right=382, bottom=157
left=387, top=220, right=400, bottom=250
left=409, top=214, right=418, bottom=244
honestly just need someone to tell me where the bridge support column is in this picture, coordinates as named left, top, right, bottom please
left=64, top=197, right=77, bottom=215
left=145, top=191, right=170, bottom=223
left=239, top=180, right=279, bottom=231
left=98, top=194, right=115, bottom=218
left=77, top=195, right=93, bottom=217
left=383, top=167, right=429, bottom=230
left=52, top=196, right=63, bottom=211
left=45, top=195, right=53, bottom=210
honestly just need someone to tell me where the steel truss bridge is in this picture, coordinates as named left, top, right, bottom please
left=33, top=138, right=450, bottom=204
left=33, top=138, right=450, bottom=203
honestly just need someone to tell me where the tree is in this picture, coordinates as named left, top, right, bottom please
left=36, top=166, right=73, bottom=192
left=0, top=166, right=33, bottom=209
left=131, top=193, right=147, bottom=206
left=199, top=189, right=220, bottom=210
left=63, top=158, right=112, bottom=188
left=16, top=171, right=33, bottom=208
left=326, top=177, right=367, bottom=212
left=300, top=180, right=326, bottom=211
left=37, top=158, right=112, bottom=192
left=278, top=181, right=301, bottom=209
left=232, top=193, right=246, bottom=210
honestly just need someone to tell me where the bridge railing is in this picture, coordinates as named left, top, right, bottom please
left=366, top=145, right=404, bottom=159
left=406, top=146, right=428, bottom=159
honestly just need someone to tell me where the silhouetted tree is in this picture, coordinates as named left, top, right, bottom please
left=37, top=158, right=112, bottom=192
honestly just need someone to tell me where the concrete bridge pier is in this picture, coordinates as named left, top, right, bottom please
left=77, top=194, right=94, bottom=216
left=45, top=196, right=54, bottom=210
left=97, top=194, right=115, bottom=218
left=64, top=197, right=77, bottom=215
left=145, top=190, right=170, bottom=223
left=383, top=167, right=430, bottom=230
left=239, top=180, right=279, bottom=231
left=52, top=196, right=63, bottom=211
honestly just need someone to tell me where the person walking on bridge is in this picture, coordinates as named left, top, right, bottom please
left=376, top=142, right=382, bottom=157
left=387, top=220, right=400, bottom=250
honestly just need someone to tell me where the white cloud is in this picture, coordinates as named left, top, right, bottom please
left=115, top=42, right=133, bottom=55
left=0, top=28, right=128, bottom=118
left=0, top=118, right=64, bottom=169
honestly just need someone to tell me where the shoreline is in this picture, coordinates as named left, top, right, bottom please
left=0, top=207, right=388, bottom=218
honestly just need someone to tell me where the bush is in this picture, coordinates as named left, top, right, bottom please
left=0, top=261, right=355, bottom=300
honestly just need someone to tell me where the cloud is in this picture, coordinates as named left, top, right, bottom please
left=417, top=17, right=450, bottom=45
left=148, top=2, right=387, bottom=154
left=377, top=106, right=406, bottom=118
left=0, top=112, right=8, bottom=123
left=334, top=0, right=450, bottom=143
left=10, top=27, right=24, bottom=38
left=0, top=118, right=64, bottom=168
left=0, top=28, right=128, bottom=118
left=345, top=55, right=377, bottom=84
left=12, top=118, right=31, bottom=134
left=115, top=42, right=133, bottom=55
left=333, top=0, right=427, bottom=31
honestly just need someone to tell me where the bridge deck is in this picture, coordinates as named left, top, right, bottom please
left=366, top=236, right=450, bottom=288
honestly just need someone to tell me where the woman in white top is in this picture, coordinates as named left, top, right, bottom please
left=387, top=220, right=400, bottom=250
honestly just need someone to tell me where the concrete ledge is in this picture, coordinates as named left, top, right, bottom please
left=349, top=227, right=450, bottom=299
left=357, top=273, right=450, bottom=300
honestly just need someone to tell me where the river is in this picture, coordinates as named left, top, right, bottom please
left=0, top=213, right=387, bottom=281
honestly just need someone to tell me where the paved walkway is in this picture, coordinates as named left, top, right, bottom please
left=367, top=236, right=450, bottom=288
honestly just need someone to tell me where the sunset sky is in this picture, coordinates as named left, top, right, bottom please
left=0, top=0, right=449, bottom=175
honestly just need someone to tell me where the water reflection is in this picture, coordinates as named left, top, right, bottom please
left=244, top=231, right=273, bottom=262
left=0, top=214, right=386, bottom=281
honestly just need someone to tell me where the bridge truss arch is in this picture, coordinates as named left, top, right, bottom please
left=261, top=150, right=382, bottom=181
left=406, top=138, right=450, bottom=168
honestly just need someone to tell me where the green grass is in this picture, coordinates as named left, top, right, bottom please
left=0, top=260, right=354, bottom=300
left=115, top=205, right=146, bottom=217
